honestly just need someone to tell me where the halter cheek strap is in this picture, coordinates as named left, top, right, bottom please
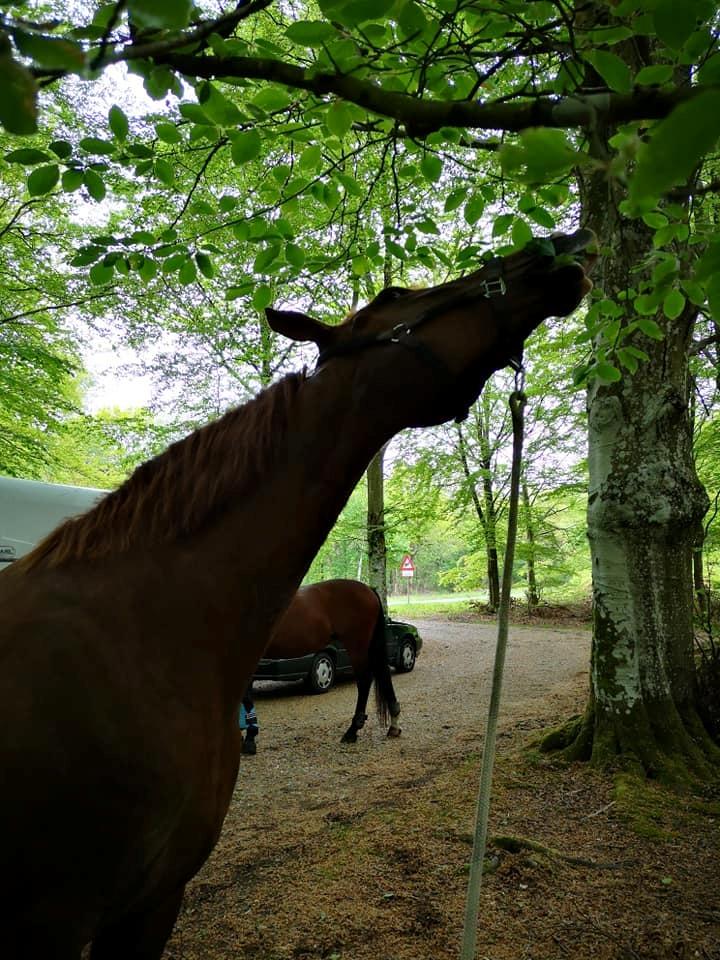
left=316, top=261, right=512, bottom=423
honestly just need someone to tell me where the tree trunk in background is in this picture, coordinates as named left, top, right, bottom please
left=456, top=418, right=500, bottom=611
left=522, top=475, right=539, bottom=608
left=557, top=7, right=717, bottom=780
left=366, top=445, right=387, bottom=610
left=478, top=395, right=501, bottom=611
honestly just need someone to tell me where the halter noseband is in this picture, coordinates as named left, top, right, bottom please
left=315, top=259, right=514, bottom=423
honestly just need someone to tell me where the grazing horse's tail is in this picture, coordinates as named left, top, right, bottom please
left=368, top=589, right=399, bottom=728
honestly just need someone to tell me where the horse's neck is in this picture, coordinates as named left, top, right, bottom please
left=189, top=371, right=390, bottom=673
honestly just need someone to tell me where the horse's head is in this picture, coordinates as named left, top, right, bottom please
left=266, top=229, right=595, bottom=427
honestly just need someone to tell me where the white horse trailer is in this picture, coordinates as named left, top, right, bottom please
left=0, top=475, right=106, bottom=567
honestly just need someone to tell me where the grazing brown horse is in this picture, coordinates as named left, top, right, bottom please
left=266, top=578, right=401, bottom=742
left=0, top=230, right=594, bottom=958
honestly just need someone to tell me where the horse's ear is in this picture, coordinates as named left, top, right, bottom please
left=265, top=308, right=338, bottom=351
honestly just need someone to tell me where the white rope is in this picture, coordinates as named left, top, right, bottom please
left=460, top=382, right=526, bottom=960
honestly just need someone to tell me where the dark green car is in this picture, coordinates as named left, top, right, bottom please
left=253, top=617, right=422, bottom=693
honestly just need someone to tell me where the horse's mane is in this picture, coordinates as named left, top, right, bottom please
left=20, top=372, right=306, bottom=571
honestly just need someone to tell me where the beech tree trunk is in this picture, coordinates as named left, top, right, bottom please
left=366, top=445, right=387, bottom=610
left=522, top=476, right=540, bottom=608
left=557, top=11, right=717, bottom=779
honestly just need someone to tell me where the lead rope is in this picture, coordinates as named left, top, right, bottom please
left=460, top=371, right=527, bottom=960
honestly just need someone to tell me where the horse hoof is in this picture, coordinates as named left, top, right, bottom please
left=341, top=733, right=358, bottom=744
left=387, top=727, right=402, bottom=738
left=242, top=738, right=257, bottom=755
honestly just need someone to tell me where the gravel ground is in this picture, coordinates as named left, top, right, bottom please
left=163, top=618, right=720, bottom=960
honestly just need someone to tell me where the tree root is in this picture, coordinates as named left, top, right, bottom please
left=491, top=834, right=634, bottom=870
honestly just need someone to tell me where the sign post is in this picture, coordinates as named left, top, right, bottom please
left=400, top=554, right=415, bottom=602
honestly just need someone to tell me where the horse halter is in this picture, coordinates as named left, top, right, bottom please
left=315, top=258, right=513, bottom=423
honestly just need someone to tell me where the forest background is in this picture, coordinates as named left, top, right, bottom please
left=5, top=0, right=718, bottom=616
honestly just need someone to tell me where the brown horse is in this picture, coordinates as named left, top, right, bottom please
left=265, top=579, right=401, bottom=742
left=0, top=230, right=594, bottom=958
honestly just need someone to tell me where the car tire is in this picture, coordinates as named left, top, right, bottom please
left=307, top=652, right=336, bottom=693
left=395, top=637, right=416, bottom=673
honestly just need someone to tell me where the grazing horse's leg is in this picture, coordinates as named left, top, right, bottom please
left=89, top=887, right=185, bottom=960
left=387, top=698, right=402, bottom=738
left=341, top=668, right=372, bottom=743
left=366, top=590, right=402, bottom=738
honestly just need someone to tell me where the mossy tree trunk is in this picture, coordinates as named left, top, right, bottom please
left=557, top=8, right=717, bottom=780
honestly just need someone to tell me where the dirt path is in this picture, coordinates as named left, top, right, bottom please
left=166, top=619, right=719, bottom=960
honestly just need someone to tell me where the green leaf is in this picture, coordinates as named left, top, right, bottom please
left=79, top=137, right=116, bottom=156
left=230, top=130, right=262, bottom=165
left=195, top=252, right=215, bottom=279
left=197, top=82, right=244, bottom=125
left=584, top=50, right=633, bottom=94
left=695, top=241, right=720, bottom=282
left=642, top=212, right=668, bottom=229
left=630, top=91, right=720, bottom=208
left=5, top=148, right=50, bottom=165
left=511, top=217, right=533, bottom=248
left=89, top=263, right=114, bottom=286
left=500, top=129, right=579, bottom=184
left=527, top=206, right=555, bottom=229
left=420, top=153, right=442, bottom=182
left=154, top=159, right=175, bottom=185
left=595, top=361, right=622, bottom=383
left=663, top=289, right=685, bottom=320
left=654, top=0, right=700, bottom=50
left=179, top=259, right=197, bottom=285
left=13, top=31, right=85, bottom=71
left=617, top=349, right=638, bottom=373
left=416, top=218, right=440, bottom=235
left=635, top=65, right=674, bottom=86
left=226, top=284, right=250, bottom=301
left=464, top=195, right=485, bottom=225
left=636, top=317, right=665, bottom=339
left=251, top=87, right=293, bottom=113
left=298, top=144, right=322, bottom=172
left=252, top=284, right=273, bottom=310
left=128, top=0, right=192, bottom=29
left=155, top=122, right=181, bottom=144
left=326, top=101, right=353, bottom=139
left=83, top=168, right=106, bottom=201
left=707, top=275, right=720, bottom=321
left=71, top=246, right=104, bottom=266
left=0, top=52, right=37, bottom=134
left=444, top=187, right=468, bottom=213
left=338, top=0, right=395, bottom=24
left=285, top=242, right=305, bottom=268
left=397, top=0, right=429, bottom=36
left=130, top=230, right=156, bottom=245
left=27, top=164, right=59, bottom=196
left=285, top=20, right=336, bottom=46
left=109, top=105, right=129, bottom=141
left=698, top=54, right=720, bottom=86
left=179, top=103, right=210, bottom=124
left=49, top=140, right=72, bottom=160
left=492, top=213, right=514, bottom=236
left=351, top=255, right=371, bottom=276
left=139, top=258, right=158, bottom=282
left=253, top=244, right=282, bottom=274
left=61, top=168, right=84, bottom=192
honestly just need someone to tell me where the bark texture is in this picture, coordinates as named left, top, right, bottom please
left=366, top=446, right=388, bottom=610
left=558, top=9, right=716, bottom=780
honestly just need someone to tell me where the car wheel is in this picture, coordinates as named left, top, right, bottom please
left=396, top=637, right=416, bottom=673
left=307, top=652, right=336, bottom=693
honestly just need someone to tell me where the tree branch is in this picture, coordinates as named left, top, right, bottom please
left=153, top=52, right=714, bottom=134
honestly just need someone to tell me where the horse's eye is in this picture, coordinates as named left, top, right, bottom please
left=375, top=286, right=411, bottom=305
